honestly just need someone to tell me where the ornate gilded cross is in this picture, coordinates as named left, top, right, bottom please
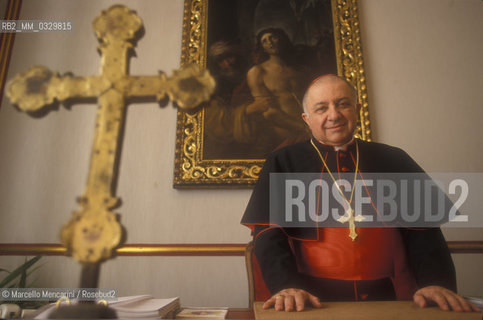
left=7, top=5, right=214, bottom=275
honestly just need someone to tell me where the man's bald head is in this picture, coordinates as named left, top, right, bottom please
left=302, top=75, right=358, bottom=116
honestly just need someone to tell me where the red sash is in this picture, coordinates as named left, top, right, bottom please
left=292, top=228, right=418, bottom=300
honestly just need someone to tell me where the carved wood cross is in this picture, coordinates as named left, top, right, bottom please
left=7, top=5, right=214, bottom=269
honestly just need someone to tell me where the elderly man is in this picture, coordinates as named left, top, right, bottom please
left=241, top=75, right=479, bottom=313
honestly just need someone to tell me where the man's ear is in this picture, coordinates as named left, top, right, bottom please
left=302, top=112, right=309, bottom=125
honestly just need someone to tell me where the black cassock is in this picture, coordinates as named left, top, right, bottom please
left=241, top=139, right=456, bottom=301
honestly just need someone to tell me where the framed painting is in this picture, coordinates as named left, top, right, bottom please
left=174, top=0, right=371, bottom=188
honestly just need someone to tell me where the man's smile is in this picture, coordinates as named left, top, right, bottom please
left=325, top=123, right=346, bottom=130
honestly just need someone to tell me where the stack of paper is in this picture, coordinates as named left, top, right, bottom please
left=176, top=307, right=228, bottom=319
left=113, top=295, right=180, bottom=319
left=33, top=295, right=180, bottom=319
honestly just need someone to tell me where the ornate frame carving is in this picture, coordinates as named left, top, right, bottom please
left=174, top=0, right=371, bottom=187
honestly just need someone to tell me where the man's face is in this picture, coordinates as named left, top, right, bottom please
left=260, top=32, right=280, bottom=55
left=302, top=78, right=360, bottom=146
left=217, top=55, right=238, bottom=77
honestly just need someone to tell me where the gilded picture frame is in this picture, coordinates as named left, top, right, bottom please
left=174, top=0, right=371, bottom=188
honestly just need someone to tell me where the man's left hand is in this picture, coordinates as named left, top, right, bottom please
left=263, top=288, right=322, bottom=312
left=413, top=286, right=480, bottom=312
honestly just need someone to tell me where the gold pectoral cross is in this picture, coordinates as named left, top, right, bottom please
left=337, top=206, right=365, bottom=241
left=7, top=5, right=215, bottom=265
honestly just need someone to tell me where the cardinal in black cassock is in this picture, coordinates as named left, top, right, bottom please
left=240, top=75, right=476, bottom=313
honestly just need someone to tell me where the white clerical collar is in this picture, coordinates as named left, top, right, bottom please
left=317, top=137, right=355, bottom=151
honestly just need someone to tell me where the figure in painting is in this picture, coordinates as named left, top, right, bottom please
left=203, top=40, right=252, bottom=159
left=243, top=28, right=311, bottom=156
left=204, top=35, right=311, bottom=160
left=201, top=0, right=337, bottom=160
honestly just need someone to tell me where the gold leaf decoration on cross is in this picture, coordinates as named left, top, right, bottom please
left=6, top=5, right=215, bottom=264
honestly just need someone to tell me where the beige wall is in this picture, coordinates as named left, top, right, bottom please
left=0, top=0, right=481, bottom=308
left=358, top=0, right=483, bottom=298
left=0, top=1, right=8, bottom=18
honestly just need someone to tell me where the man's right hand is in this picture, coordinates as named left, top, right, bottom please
left=263, top=288, right=323, bottom=312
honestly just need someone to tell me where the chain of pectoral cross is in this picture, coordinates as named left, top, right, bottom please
left=7, top=5, right=214, bottom=272
left=310, top=139, right=364, bottom=241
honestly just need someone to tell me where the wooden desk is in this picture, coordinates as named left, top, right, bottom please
left=227, top=308, right=255, bottom=319
left=253, top=301, right=481, bottom=320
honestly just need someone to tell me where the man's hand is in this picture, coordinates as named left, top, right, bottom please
left=413, top=286, right=480, bottom=312
left=263, top=288, right=322, bottom=312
